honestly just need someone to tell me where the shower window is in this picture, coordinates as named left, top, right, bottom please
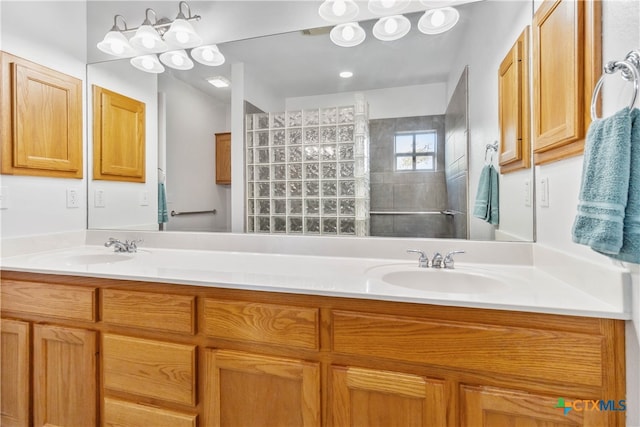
left=394, top=130, right=437, bottom=171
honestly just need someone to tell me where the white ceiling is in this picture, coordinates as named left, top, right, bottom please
left=87, top=0, right=484, bottom=103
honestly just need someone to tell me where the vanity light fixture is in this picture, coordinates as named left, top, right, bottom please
left=330, top=22, right=366, bottom=47
left=159, top=49, right=194, bottom=70
left=318, top=0, right=360, bottom=22
left=418, top=7, right=460, bottom=35
left=130, top=54, right=165, bottom=73
left=207, top=76, right=230, bottom=88
left=372, top=15, right=411, bottom=41
left=98, top=1, right=225, bottom=74
left=368, top=0, right=410, bottom=15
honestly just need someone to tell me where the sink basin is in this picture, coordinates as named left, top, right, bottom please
left=60, top=254, right=133, bottom=266
left=367, top=264, right=510, bottom=294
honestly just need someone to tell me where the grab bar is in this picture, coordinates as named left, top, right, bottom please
left=170, top=209, right=217, bottom=216
left=370, top=211, right=457, bottom=216
left=591, top=50, right=640, bottom=120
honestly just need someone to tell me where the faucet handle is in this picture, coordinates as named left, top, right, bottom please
left=407, top=249, right=429, bottom=268
left=443, top=250, right=465, bottom=269
left=431, top=252, right=443, bottom=268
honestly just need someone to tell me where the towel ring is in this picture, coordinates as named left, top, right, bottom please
left=591, top=57, right=639, bottom=120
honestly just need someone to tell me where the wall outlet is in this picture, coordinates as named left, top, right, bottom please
left=94, top=189, right=106, bottom=208
left=139, top=190, right=149, bottom=206
left=539, top=177, right=550, bottom=208
left=0, top=187, right=8, bottom=210
left=524, top=180, right=531, bottom=207
left=66, top=188, right=80, bottom=208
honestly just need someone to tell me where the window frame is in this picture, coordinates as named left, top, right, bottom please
left=393, top=130, right=437, bottom=172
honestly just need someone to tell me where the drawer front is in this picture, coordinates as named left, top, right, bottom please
left=203, top=299, right=319, bottom=350
left=103, top=334, right=196, bottom=406
left=332, top=311, right=604, bottom=387
left=1, top=280, right=96, bottom=321
left=104, top=398, right=197, bottom=427
left=102, top=289, right=195, bottom=334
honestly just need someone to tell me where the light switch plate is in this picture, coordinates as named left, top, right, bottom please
left=139, top=190, right=149, bottom=206
left=539, top=177, right=549, bottom=208
left=66, top=188, right=80, bottom=208
left=94, top=189, right=106, bottom=208
left=524, top=179, right=531, bottom=207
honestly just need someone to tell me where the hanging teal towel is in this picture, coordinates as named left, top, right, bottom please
left=572, top=107, right=632, bottom=254
left=158, top=182, right=169, bottom=224
left=607, top=108, right=640, bottom=263
left=473, top=165, right=499, bottom=225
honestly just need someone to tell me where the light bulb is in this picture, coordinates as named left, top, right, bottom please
left=172, top=54, right=184, bottom=66
left=202, top=49, right=214, bottom=61
left=430, top=9, right=445, bottom=27
left=176, top=31, right=189, bottom=44
left=384, top=17, right=398, bottom=34
left=381, top=0, right=396, bottom=9
left=142, top=36, right=155, bottom=49
left=332, top=0, right=347, bottom=16
left=342, top=25, right=355, bottom=41
left=142, top=58, right=155, bottom=70
left=111, top=42, right=124, bottom=55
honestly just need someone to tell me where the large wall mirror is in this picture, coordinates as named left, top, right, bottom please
left=86, top=0, right=534, bottom=242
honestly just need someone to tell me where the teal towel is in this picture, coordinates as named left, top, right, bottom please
left=572, top=107, right=632, bottom=254
left=473, top=165, right=499, bottom=225
left=608, top=108, right=640, bottom=263
left=158, top=182, right=169, bottom=224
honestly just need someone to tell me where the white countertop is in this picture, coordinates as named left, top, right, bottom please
left=0, top=243, right=631, bottom=320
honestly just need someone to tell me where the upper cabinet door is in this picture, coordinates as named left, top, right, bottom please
left=499, top=27, right=530, bottom=173
left=532, top=0, right=601, bottom=165
left=0, top=52, right=83, bottom=178
left=93, top=85, right=146, bottom=182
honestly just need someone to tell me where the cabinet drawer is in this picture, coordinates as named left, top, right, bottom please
left=1, top=280, right=96, bottom=321
left=103, top=334, right=196, bottom=406
left=332, top=311, right=604, bottom=387
left=203, top=299, right=319, bottom=350
left=104, top=398, right=197, bottom=427
left=102, top=289, right=195, bottom=334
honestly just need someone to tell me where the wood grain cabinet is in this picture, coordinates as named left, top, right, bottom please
left=215, top=132, right=231, bottom=185
left=498, top=27, right=530, bottom=173
left=532, top=0, right=601, bottom=165
left=0, top=51, right=83, bottom=178
left=0, top=272, right=627, bottom=427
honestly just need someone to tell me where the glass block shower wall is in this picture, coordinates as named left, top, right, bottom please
left=246, top=101, right=370, bottom=236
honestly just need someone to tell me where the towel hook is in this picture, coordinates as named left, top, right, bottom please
left=591, top=50, right=640, bottom=120
left=484, top=141, right=498, bottom=165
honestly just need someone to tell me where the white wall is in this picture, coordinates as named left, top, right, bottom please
left=532, top=1, right=639, bottom=422
left=448, top=0, right=533, bottom=241
left=160, top=72, right=231, bottom=232
left=0, top=1, right=87, bottom=239
left=87, top=61, right=159, bottom=230
left=285, top=83, right=447, bottom=119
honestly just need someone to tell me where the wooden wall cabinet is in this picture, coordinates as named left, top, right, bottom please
left=532, top=0, right=601, bottom=165
left=0, top=51, right=83, bottom=178
left=0, top=271, right=627, bottom=426
left=498, top=27, right=530, bottom=173
left=215, top=132, right=231, bottom=185
left=93, top=85, right=146, bottom=182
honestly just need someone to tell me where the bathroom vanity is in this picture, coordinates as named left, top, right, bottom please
left=0, top=244, right=627, bottom=427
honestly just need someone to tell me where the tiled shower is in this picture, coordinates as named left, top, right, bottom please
left=246, top=98, right=370, bottom=236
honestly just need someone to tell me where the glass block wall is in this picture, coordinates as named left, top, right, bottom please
left=246, top=100, right=369, bottom=236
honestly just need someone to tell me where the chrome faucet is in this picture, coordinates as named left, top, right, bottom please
left=105, top=238, right=140, bottom=253
left=431, top=252, right=444, bottom=268
left=443, top=250, right=465, bottom=269
left=406, top=249, right=429, bottom=268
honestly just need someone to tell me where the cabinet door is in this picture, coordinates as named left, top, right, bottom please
left=33, top=324, right=96, bottom=427
left=461, top=385, right=612, bottom=427
left=1, top=319, right=30, bottom=427
left=215, top=132, right=231, bottom=184
left=498, top=27, right=530, bottom=173
left=204, top=349, right=320, bottom=427
left=330, top=366, right=447, bottom=427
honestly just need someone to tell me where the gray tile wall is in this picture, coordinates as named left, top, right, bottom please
left=444, top=68, right=469, bottom=239
left=369, top=115, right=453, bottom=238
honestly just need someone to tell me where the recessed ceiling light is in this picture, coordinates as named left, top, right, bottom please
left=339, top=71, right=354, bottom=78
left=207, top=76, right=230, bottom=88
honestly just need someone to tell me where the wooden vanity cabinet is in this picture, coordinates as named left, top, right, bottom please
left=0, top=271, right=627, bottom=427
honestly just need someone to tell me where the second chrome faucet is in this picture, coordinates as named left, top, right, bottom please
left=406, top=249, right=465, bottom=269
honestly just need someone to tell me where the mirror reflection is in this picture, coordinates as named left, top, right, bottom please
left=87, top=0, right=534, bottom=241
